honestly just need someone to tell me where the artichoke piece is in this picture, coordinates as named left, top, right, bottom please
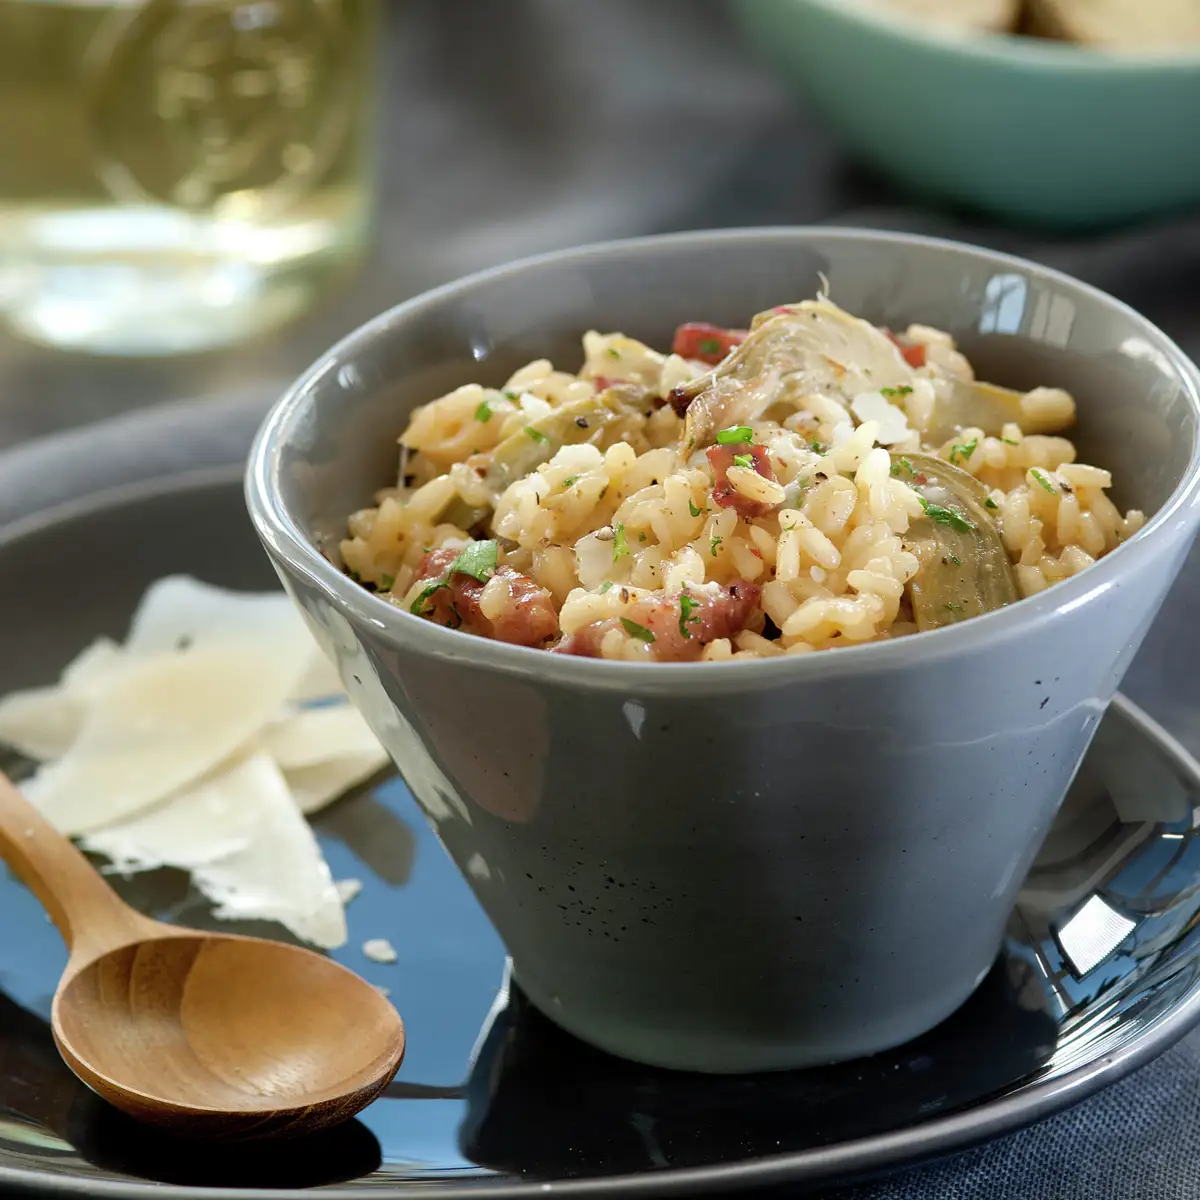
left=895, top=452, right=1018, bottom=631
left=440, top=499, right=490, bottom=533
left=926, top=379, right=1075, bottom=445
left=671, top=299, right=914, bottom=451
left=484, top=386, right=647, bottom=492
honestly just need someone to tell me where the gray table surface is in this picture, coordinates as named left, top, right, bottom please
left=2, top=2, right=1200, bottom=1197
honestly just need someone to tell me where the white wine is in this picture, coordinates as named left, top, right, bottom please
left=0, top=0, right=378, bottom=354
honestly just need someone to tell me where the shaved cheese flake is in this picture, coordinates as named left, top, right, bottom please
left=0, top=686, right=80, bottom=762
left=263, top=706, right=386, bottom=771
left=127, top=576, right=305, bottom=656
left=830, top=420, right=855, bottom=447
left=363, top=938, right=398, bottom=964
left=125, top=574, right=340, bottom=703
left=264, top=705, right=389, bottom=814
left=0, top=639, right=128, bottom=761
left=0, top=575, right=392, bottom=949
left=82, top=761, right=261, bottom=872
left=62, top=638, right=128, bottom=697
left=83, top=754, right=347, bottom=949
left=851, top=391, right=912, bottom=445
left=285, top=753, right=388, bottom=816
left=293, top=653, right=344, bottom=703
left=25, top=641, right=309, bottom=835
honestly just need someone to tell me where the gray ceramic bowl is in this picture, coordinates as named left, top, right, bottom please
left=247, top=229, right=1200, bottom=1073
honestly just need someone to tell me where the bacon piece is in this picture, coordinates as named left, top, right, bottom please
left=706, top=443, right=778, bottom=518
left=882, top=328, right=927, bottom=369
left=411, top=548, right=558, bottom=647
left=668, top=385, right=694, bottom=418
left=556, top=582, right=761, bottom=662
left=671, top=322, right=748, bottom=366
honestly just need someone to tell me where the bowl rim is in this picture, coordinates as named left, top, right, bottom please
left=247, top=225, right=1200, bottom=693
left=757, top=0, right=1200, bottom=72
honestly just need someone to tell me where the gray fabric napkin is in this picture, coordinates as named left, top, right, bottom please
left=822, top=1033, right=1200, bottom=1199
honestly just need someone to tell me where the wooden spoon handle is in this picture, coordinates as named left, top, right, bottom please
left=0, top=772, right=150, bottom=960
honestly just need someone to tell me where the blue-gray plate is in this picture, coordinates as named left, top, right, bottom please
left=2, top=466, right=1200, bottom=1198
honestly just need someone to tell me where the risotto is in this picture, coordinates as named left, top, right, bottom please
left=340, top=296, right=1143, bottom=662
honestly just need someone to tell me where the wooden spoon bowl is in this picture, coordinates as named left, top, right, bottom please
left=0, top=774, right=405, bottom=1140
left=56, top=933, right=402, bottom=1139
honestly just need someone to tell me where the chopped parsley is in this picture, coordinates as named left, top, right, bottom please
left=606, top=347, right=621, bottom=360
left=918, top=496, right=975, bottom=533
left=380, top=573, right=395, bottom=591
left=710, top=533, right=723, bottom=557
left=409, top=540, right=498, bottom=616
left=638, top=532, right=647, bottom=542
left=678, top=591, right=700, bottom=639
left=716, top=425, right=754, bottom=445
left=599, top=581, right=613, bottom=594
left=947, top=554, right=961, bottom=566
left=688, top=499, right=704, bottom=517
left=524, top=425, right=550, bottom=445
left=474, top=400, right=492, bottom=422
left=449, top=539, right=498, bottom=582
left=410, top=580, right=450, bottom=615
left=699, top=337, right=722, bottom=356
left=348, top=569, right=362, bottom=583
left=1001, top=436, right=1019, bottom=446
left=502, top=389, right=519, bottom=401
left=810, top=440, right=827, bottom=454
left=620, top=617, right=655, bottom=643
left=880, top=385, right=913, bottom=398
left=890, top=456, right=916, bottom=478
left=560, top=474, right=581, bottom=488
left=984, top=496, right=999, bottom=510
left=1030, top=468, right=1058, bottom=495
left=950, top=438, right=977, bottom=464
left=612, top=522, right=629, bottom=563
left=732, top=453, right=754, bottom=469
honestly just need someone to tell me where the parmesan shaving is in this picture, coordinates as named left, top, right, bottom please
left=24, top=641, right=309, bottom=835
left=0, top=576, right=391, bottom=949
left=83, top=755, right=347, bottom=949
left=851, top=391, right=913, bottom=445
left=362, top=938, right=398, bottom=964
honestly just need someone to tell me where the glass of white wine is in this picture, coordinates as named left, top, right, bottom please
left=0, top=0, right=378, bottom=355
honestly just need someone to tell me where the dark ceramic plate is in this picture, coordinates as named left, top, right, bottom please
left=2, top=468, right=1200, bottom=1198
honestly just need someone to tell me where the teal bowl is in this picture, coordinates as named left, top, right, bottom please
left=729, top=0, right=1200, bottom=228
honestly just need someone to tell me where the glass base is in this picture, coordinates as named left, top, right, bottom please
left=0, top=202, right=364, bottom=356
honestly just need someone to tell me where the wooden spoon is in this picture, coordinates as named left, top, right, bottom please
left=0, top=773, right=404, bottom=1140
